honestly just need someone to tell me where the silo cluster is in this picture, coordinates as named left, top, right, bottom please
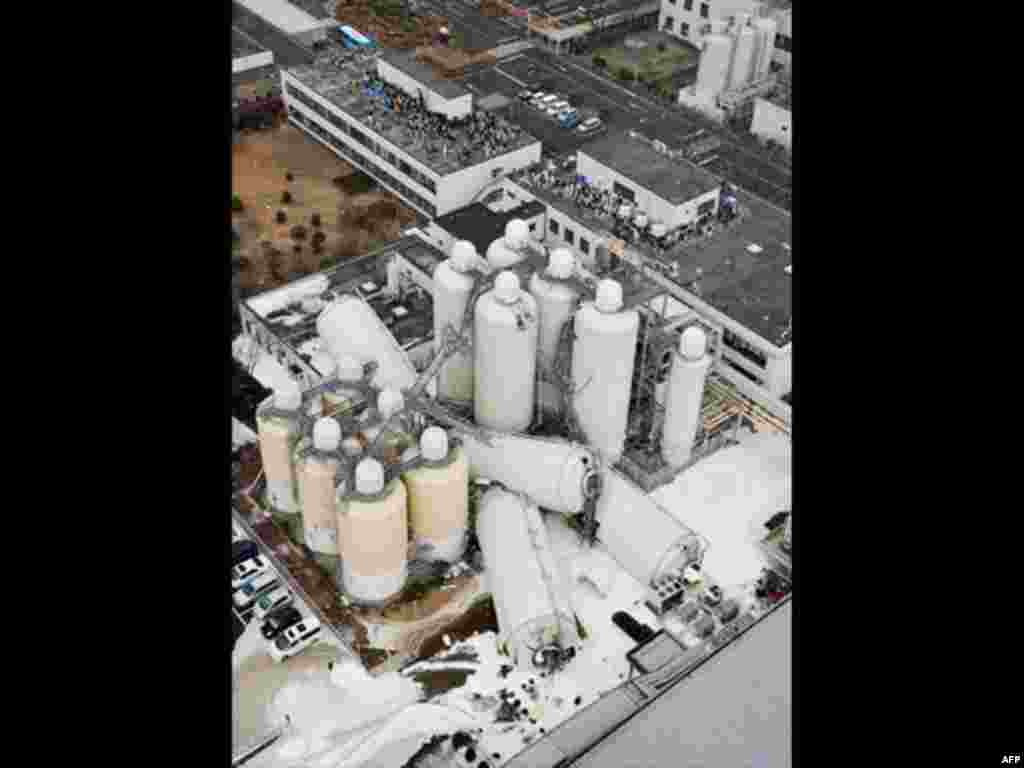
left=695, top=13, right=779, bottom=99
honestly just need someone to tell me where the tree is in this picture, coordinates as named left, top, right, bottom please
left=618, top=66, right=635, bottom=81
left=276, top=210, right=288, bottom=224
left=281, top=190, right=293, bottom=205
left=285, top=172, right=294, bottom=182
left=592, top=55, right=606, bottom=68
left=290, top=225, right=308, bottom=241
left=231, top=194, right=244, bottom=212
left=311, top=212, right=322, bottom=228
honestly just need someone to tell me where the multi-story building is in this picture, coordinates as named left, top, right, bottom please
left=659, top=0, right=791, bottom=74
left=497, top=131, right=791, bottom=398
left=281, top=49, right=542, bottom=218
left=235, top=0, right=332, bottom=47
left=233, top=27, right=274, bottom=77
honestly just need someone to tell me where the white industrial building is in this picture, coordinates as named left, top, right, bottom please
left=496, top=132, right=791, bottom=399
left=281, top=50, right=542, bottom=219
left=659, top=0, right=791, bottom=73
left=235, top=0, right=331, bottom=46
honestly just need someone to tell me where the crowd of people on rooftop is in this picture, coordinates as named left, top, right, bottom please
left=357, top=70, right=521, bottom=163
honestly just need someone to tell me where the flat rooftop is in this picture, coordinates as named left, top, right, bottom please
left=532, top=0, right=658, bottom=22
left=233, top=27, right=267, bottom=59
left=378, top=48, right=472, bottom=101
left=285, top=57, right=539, bottom=177
left=512, top=168, right=791, bottom=347
left=235, top=0, right=324, bottom=36
left=244, top=235, right=446, bottom=358
left=434, top=199, right=547, bottom=256
left=581, top=132, right=722, bottom=206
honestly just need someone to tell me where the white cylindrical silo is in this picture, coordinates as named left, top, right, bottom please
left=477, top=488, right=580, bottom=667
left=459, top=432, right=599, bottom=515
left=753, top=16, right=778, bottom=80
left=571, top=280, right=639, bottom=464
left=294, top=418, right=345, bottom=573
left=339, top=458, right=409, bottom=605
left=317, top=294, right=419, bottom=393
left=485, top=219, right=530, bottom=270
left=402, top=427, right=470, bottom=563
left=434, top=240, right=479, bottom=403
left=596, top=466, right=706, bottom=587
left=256, top=386, right=304, bottom=535
left=529, top=248, right=580, bottom=416
left=696, top=34, right=734, bottom=96
left=474, top=271, right=539, bottom=433
left=661, top=327, right=712, bottom=468
left=729, top=24, right=757, bottom=90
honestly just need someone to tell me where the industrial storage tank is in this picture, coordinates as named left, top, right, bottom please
left=402, top=427, right=469, bottom=563
left=364, top=388, right=415, bottom=464
left=661, top=327, right=712, bottom=468
left=459, top=431, right=599, bottom=516
left=529, top=248, right=580, bottom=416
left=339, top=458, right=409, bottom=605
left=753, top=16, right=778, bottom=80
left=256, top=386, right=304, bottom=534
left=729, top=23, right=757, bottom=90
left=295, top=418, right=345, bottom=574
left=650, top=223, right=669, bottom=239
left=477, top=487, right=581, bottom=667
left=596, top=466, right=706, bottom=587
left=316, top=294, right=419, bottom=393
left=485, top=219, right=530, bottom=270
left=571, top=279, right=639, bottom=463
left=433, top=240, right=479, bottom=403
left=696, top=34, right=734, bottom=96
left=474, top=271, right=539, bottom=432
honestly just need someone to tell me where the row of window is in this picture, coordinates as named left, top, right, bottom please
left=288, top=107, right=437, bottom=218
left=284, top=81, right=439, bottom=195
left=663, top=16, right=692, bottom=36
left=548, top=218, right=590, bottom=255
left=666, top=0, right=699, bottom=13
left=722, top=328, right=767, bottom=369
left=774, top=34, right=792, bottom=53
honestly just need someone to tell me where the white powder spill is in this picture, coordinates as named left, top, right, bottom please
left=297, top=338, right=324, bottom=358
left=333, top=704, right=480, bottom=768
left=652, top=432, right=791, bottom=589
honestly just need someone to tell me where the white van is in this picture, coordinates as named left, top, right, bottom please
left=268, top=616, right=323, bottom=663
left=231, top=555, right=270, bottom=591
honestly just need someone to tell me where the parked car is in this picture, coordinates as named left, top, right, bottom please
left=558, top=108, right=580, bottom=128
left=546, top=100, right=570, bottom=116
left=577, top=117, right=604, bottom=135
left=268, top=616, right=323, bottom=663
left=231, top=555, right=270, bottom=591
left=231, top=540, right=258, bottom=567
left=261, top=605, right=303, bottom=640
left=517, top=89, right=534, bottom=101
left=233, top=570, right=280, bottom=611
left=253, top=586, right=293, bottom=621
left=534, top=94, right=559, bottom=109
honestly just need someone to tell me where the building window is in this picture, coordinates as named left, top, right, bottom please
left=700, top=2, right=709, bottom=19
left=550, top=220, right=560, bottom=235
left=529, top=222, right=536, bottom=232
left=565, top=228, right=574, bottom=245
left=683, top=0, right=692, bottom=10
left=680, top=21, right=690, bottom=36
left=580, top=237, right=589, bottom=255
left=663, top=15, right=674, bottom=31
left=668, top=0, right=676, bottom=4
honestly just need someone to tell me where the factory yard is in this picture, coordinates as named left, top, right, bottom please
left=232, top=122, right=417, bottom=297
left=592, top=30, right=697, bottom=97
